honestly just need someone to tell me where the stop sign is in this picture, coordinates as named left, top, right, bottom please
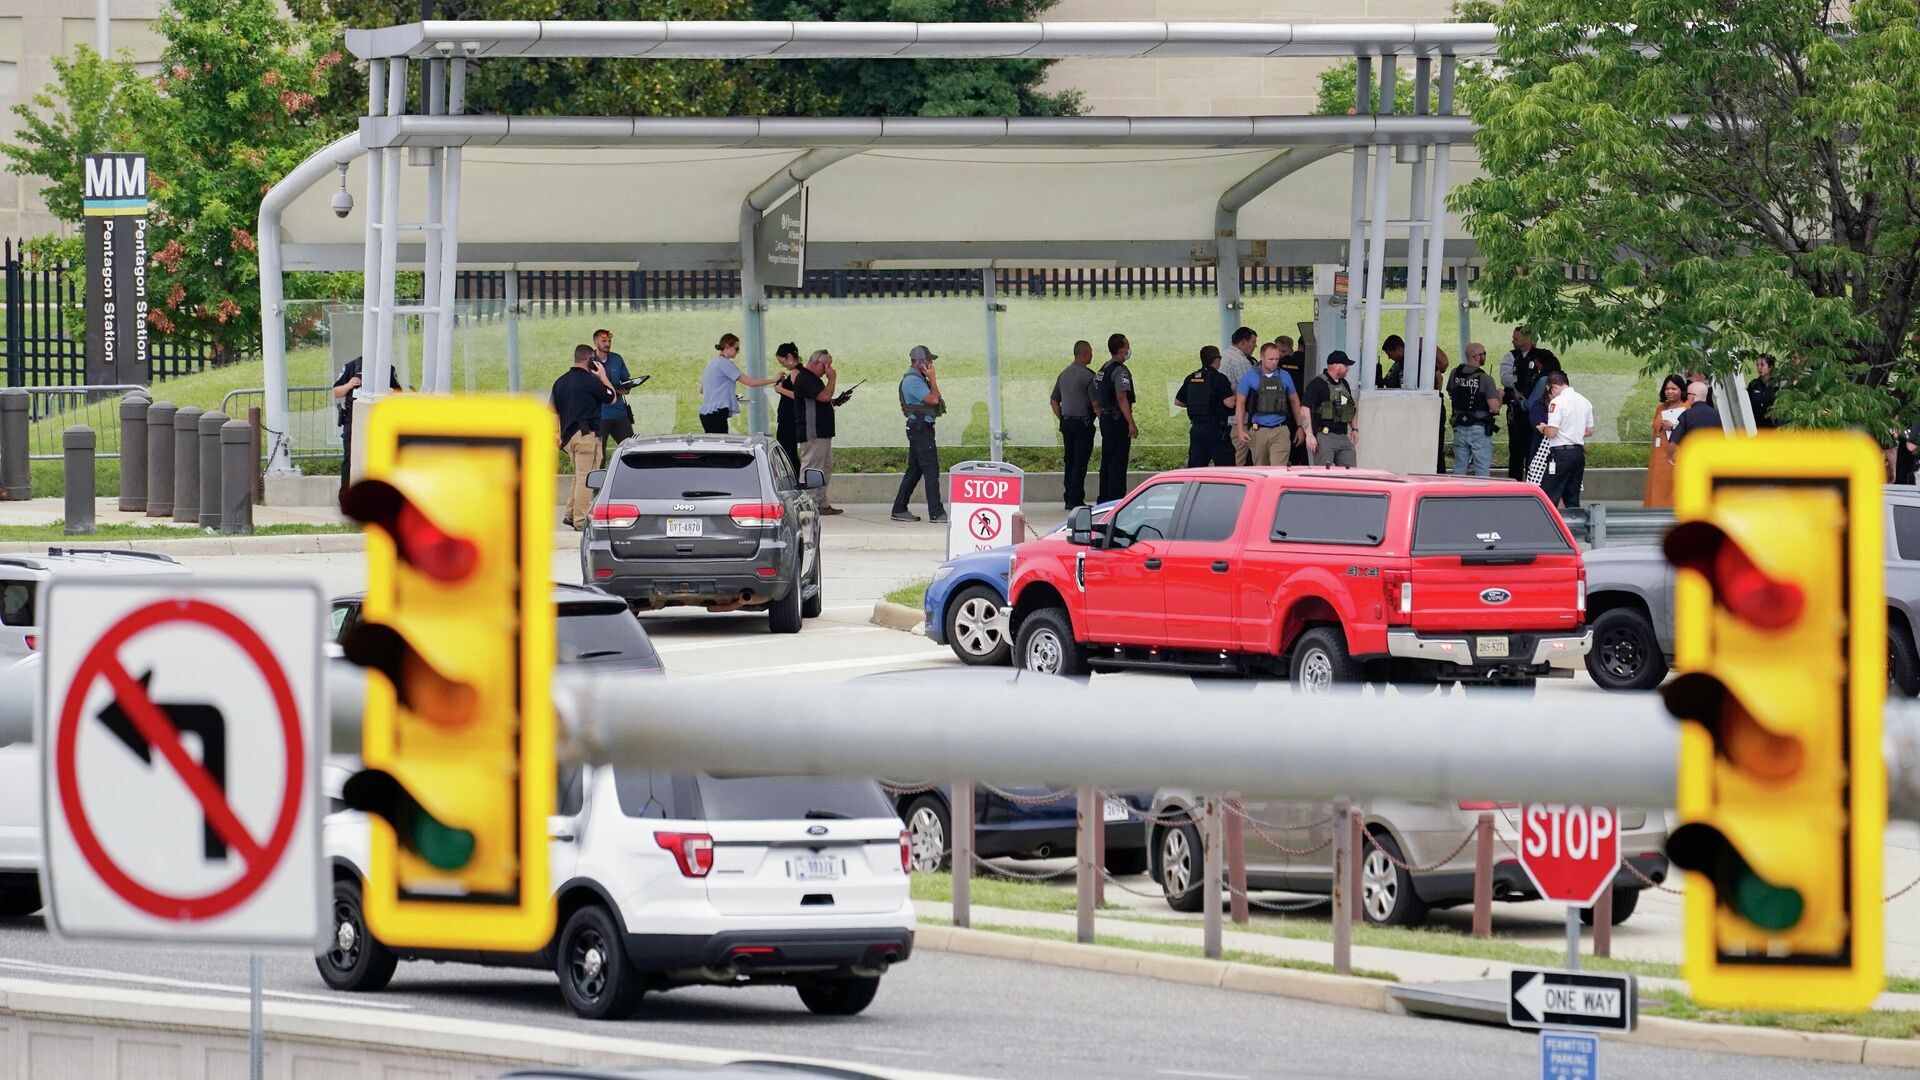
left=1518, top=804, right=1620, bottom=906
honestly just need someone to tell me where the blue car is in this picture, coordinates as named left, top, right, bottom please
left=858, top=668, right=1151, bottom=876
left=925, top=503, right=1115, bottom=666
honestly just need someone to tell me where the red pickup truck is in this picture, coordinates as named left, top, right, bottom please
left=1006, top=469, right=1591, bottom=689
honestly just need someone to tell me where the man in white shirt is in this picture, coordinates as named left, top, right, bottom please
left=1220, top=326, right=1258, bottom=464
left=1538, top=370, right=1595, bottom=509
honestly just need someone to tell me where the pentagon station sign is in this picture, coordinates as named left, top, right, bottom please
left=83, top=153, right=152, bottom=386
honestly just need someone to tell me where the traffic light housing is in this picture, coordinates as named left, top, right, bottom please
left=341, top=395, right=556, bottom=952
left=1663, top=431, right=1883, bottom=1012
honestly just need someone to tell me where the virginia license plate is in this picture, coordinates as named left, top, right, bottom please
left=666, top=518, right=703, bottom=537
left=1477, top=636, right=1510, bottom=659
left=793, top=855, right=840, bottom=881
left=1103, top=798, right=1128, bottom=823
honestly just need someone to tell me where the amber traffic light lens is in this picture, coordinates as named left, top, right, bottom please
left=1720, top=705, right=1804, bottom=782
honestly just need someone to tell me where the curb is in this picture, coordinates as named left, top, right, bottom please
left=911, top=922, right=1920, bottom=1068
left=870, top=600, right=925, bottom=634
left=0, top=533, right=366, bottom=556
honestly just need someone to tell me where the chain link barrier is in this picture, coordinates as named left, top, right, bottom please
left=881, top=780, right=941, bottom=797
left=968, top=852, right=1081, bottom=882
left=978, top=783, right=1078, bottom=807
left=1233, top=809, right=1334, bottom=857
left=1886, top=868, right=1920, bottom=903
left=1100, top=794, right=1198, bottom=828
left=1360, top=826, right=1477, bottom=875
left=1620, top=856, right=1684, bottom=896
left=1223, top=803, right=1335, bottom=833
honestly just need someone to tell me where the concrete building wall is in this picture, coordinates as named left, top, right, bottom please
left=0, top=2, right=167, bottom=241
left=1041, top=0, right=1459, bottom=117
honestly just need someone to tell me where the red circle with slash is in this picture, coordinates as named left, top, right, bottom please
left=55, top=599, right=305, bottom=921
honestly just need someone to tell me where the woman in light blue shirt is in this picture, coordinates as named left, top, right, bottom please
left=699, top=333, right=777, bottom=434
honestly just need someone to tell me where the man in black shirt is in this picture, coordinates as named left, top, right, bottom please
left=792, top=349, right=842, bottom=515
left=1174, top=345, right=1238, bottom=467
left=332, top=355, right=405, bottom=499
left=1093, top=333, right=1137, bottom=503
left=1665, top=381, right=1721, bottom=466
left=551, top=343, right=616, bottom=529
left=1273, top=336, right=1310, bottom=465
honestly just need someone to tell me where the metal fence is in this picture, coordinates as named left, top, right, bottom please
left=221, top=386, right=340, bottom=463
left=2, top=238, right=231, bottom=386
left=23, top=385, right=145, bottom=460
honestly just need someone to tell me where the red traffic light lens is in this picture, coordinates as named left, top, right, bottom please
left=342, top=479, right=479, bottom=582
left=1664, top=522, right=1803, bottom=629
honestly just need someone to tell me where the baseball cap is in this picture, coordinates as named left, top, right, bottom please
left=909, top=345, right=938, bottom=362
left=1325, top=350, right=1353, bottom=368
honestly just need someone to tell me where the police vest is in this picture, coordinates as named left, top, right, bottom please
left=1182, top=368, right=1225, bottom=423
left=1093, top=359, right=1131, bottom=411
left=1250, top=371, right=1293, bottom=417
left=899, top=375, right=944, bottom=422
left=1311, top=376, right=1358, bottom=424
left=1448, top=366, right=1493, bottom=430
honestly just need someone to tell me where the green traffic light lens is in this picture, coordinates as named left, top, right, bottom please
left=1733, top=867, right=1803, bottom=931
left=406, top=808, right=477, bottom=871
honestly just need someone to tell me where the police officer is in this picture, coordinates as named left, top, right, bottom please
left=1234, top=342, right=1302, bottom=467
left=1447, top=342, right=1500, bottom=477
left=1273, top=336, right=1310, bottom=465
left=1050, top=340, right=1097, bottom=508
left=1092, top=333, right=1137, bottom=503
left=1175, top=345, right=1238, bottom=467
left=890, top=346, right=948, bottom=523
left=1301, top=351, right=1360, bottom=467
left=1500, top=327, right=1562, bottom=481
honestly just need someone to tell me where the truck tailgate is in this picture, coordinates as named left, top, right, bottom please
left=1408, top=492, right=1584, bottom=634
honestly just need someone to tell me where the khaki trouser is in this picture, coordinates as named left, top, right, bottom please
left=801, top=437, right=834, bottom=507
left=1248, top=425, right=1291, bottom=467
left=1233, top=435, right=1252, bottom=466
left=564, top=430, right=600, bottom=524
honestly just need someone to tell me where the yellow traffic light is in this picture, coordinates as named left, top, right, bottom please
left=340, top=395, right=556, bottom=952
left=1663, top=431, right=1883, bottom=1012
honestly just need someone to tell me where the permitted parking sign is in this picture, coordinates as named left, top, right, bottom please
left=40, top=581, right=324, bottom=945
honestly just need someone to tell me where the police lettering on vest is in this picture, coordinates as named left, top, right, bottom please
left=1448, top=366, right=1494, bottom=431
left=1251, top=371, right=1292, bottom=418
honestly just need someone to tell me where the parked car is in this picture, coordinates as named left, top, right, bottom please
left=330, top=583, right=664, bottom=674
left=0, top=549, right=189, bottom=662
left=925, top=503, right=1117, bottom=666
left=1006, top=469, right=1591, bottom=690
left=857, top=668, right=1152, bottom=875
left=1145, top=789, right=1670, bottom=927
left=0, top=551, right=191, bottom=917
left=1583, top=484, right=1920, bottom=693
left=580, top=434, right=825, bottom=634
left=320, top=761, right=914, bottom=1019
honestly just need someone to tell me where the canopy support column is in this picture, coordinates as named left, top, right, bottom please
left=358, top=58, right=386, bottom=393
left=432, top=57, right=465, bottom=394
left=983, top=269, right=1004, bottom=462
left=1417, top=58, right=1458, bottom=393
left=1456, top=264, right=1472, bottom=366
left=1404, top=57, right=1431, bottom=389
left=1358, top=57, right=1397, bottom=392
left=1216, top=146, right=1341, bottom=352
left=420, top=58, right=444, bottom=392
left=1343, top=57, right=1372, bottom=370
left=504, top=267, right=522, bottom=393
left=737, top=203, right=768, bottom=435
left=369, top=59, right=407, bottom=406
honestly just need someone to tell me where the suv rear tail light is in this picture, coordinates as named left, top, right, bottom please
left=655, top=831, right=714, bottom=878
left=1382, top=570, right=1412, bottom=625
left=23, top=635, right=35, bottom=651
left=591, top=503, right=639, bottom=529
left=1576, top=570, right=1587, bottom=615
left=899, top=829, right=912, bottom=874
left=1457, top=801, right=1518, bottom=811
left=730, top=503, right=785, bottom=527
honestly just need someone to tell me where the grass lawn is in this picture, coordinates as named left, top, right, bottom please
left=1644, top=988, right=1920, bottom=1040
left=925, top=918, right=1398, bottom=981
left=885, top=580, right=929, bottom=607
left=0, top=522, right=359, bottom=542
left=40, top=290, right=1664, bottom=476
left=913, top=870, right=1104, bottom=915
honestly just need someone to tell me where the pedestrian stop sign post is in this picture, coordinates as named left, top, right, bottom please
left=39, top=581, right=325, bottom=946
left=946, top=460, right=1024, bottom=559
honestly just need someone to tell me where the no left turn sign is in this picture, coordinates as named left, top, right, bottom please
left=40, top=581, right=324, bottom=945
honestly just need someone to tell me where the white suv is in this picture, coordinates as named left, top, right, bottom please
left=318, top=761, right=916, bottom=1019
left=0, top=551, right=191, bottom=917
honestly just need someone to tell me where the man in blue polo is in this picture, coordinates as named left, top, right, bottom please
left=1233, top=341, right=1302, bottom=466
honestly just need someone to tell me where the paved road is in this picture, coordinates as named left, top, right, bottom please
left=0, top=916, right=1903, bottom=1080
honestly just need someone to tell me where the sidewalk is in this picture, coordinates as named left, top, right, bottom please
left=916, top=899, right=1920, bottom=1013
left=0, top=497, right=347, bottom=529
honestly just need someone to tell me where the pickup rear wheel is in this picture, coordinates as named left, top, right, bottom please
left=1585, top=607, right=1667, bottom=692
left=1291, top=627, right=1358, bottom=693
left=1016, top=608, right=1087, bottom=676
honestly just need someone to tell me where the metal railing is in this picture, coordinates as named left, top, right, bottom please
left=24, top=385, right=146, bottom=459
left=221, top=386, right=338, bottom=462
left=1561, top=505, right=1674, bottom=548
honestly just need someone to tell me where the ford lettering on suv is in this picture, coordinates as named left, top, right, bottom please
left=1006, top=469, right=1590, bottom=689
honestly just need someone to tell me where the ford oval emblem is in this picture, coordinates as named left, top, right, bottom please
left=1480, top=588, right=1512, bottom=605
left=806, top=824, right=829, bottom=836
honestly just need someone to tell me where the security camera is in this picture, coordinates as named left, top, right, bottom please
left=330, top=162, right=353, bottom=218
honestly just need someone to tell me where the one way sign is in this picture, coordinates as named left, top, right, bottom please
left=1507, top=968, right=1637, bottom=1032
left=40, top=580, right=324, bottom=946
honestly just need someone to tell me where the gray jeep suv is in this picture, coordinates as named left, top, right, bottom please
left=581, top=434, right=824, bottom=633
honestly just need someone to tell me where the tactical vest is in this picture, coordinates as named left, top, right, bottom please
left=899, top=374, right=944, bottom=422
left=1250, top=370, right=1292, bottom=417
left=1093, top=359, right=1131, bottom=411
left=1182, top=368, right=1224, bottom=423
left=1448, top=365, right=1493, bottom=430
left=1311, top=375, right=1358, bottom=425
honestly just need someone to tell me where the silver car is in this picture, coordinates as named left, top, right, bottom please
left=1146, top=790, right=1670, bottom=927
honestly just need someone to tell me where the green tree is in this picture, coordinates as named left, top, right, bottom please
left=1453, top=0, right=1920, bottom=433
left=1, top=47, right=143, bottom=222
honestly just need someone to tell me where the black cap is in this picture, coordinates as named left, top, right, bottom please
left=775, top=341, right=800, bottom=359
left=1200, top=345, right=1221, bottom=365
left=1326, top=350, right=1352, bottom=368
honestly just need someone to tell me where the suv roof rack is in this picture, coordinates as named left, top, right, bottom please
left=43, top=548, right=183, bottom=563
